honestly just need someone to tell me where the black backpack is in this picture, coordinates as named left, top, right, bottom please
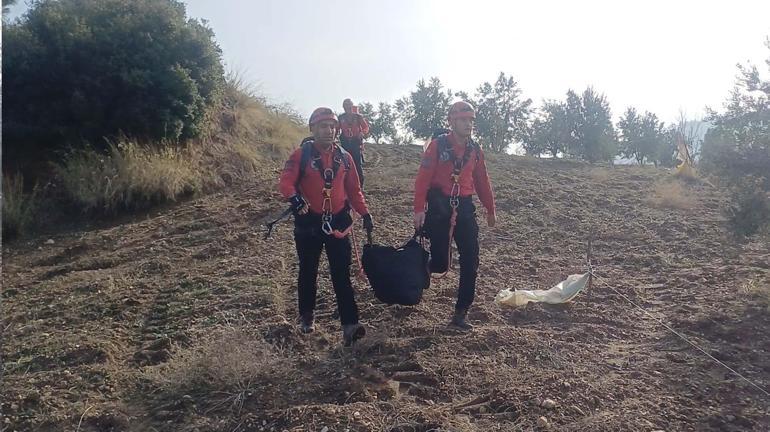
left=362, top=234, right=430, bottom=306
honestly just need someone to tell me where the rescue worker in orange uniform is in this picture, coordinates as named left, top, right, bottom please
left=338, top=98, right=370, bottom=186
left=413, top=101, right=496, bottom=330
left=279, top=107, right=374, bottom=345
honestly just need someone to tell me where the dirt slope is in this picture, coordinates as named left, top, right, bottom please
left=2, top=144, right=769, bottom=431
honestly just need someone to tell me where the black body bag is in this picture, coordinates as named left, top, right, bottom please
left=362, top=234, right=430, bottom=306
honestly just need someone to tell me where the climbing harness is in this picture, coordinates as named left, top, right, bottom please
left=434, top=135, right=476, bottom=279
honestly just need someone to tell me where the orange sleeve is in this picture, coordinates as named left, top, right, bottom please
left=414, top=140, right=438, bottom=212
left=473, top=149, right=495, bottom=214
left=278, top=148, right=303, bottom=200
left=344, top=154, right=369, bottom=216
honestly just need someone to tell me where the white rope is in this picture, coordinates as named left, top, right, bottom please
left=590, top=271, right=770, bottom=399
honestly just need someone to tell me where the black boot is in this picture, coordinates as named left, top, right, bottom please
left=449, top=307, right=473, bottom=331
left=342, top=323, right=366, bottom=346
left=299, top=312, right=314, bottom=334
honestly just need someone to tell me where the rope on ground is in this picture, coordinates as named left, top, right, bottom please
left=590, top=271, right=770, bottom=398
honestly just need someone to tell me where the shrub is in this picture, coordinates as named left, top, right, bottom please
left=2, top=174, right=40, bottom=240
left=727, top=176, right=770, bottom=239
left=144, top=326, right=286, bottom=413
left=54, top=140, right=201, bottom=214
left=647, top=181, right=696, bottom=210
left=3, top=0, right=225, bottom=166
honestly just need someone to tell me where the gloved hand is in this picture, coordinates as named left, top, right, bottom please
left=290, top=194, right=308, bottom=215
left=362, top=214, right=374, bottom=233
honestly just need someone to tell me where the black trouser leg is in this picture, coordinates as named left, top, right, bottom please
left=324, top=235, right=359, bottom=326
left=454, top=216, right=480, bottom=311
left=295, top=233, right=324, bottom=318
left=427, top=214, right=451, bottom=274
left=341, top=138, right=364, bottom=187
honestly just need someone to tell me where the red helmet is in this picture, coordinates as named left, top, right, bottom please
left=309, top=107, right=338, bottom=128
left=448, top=101, right=476, bottom=121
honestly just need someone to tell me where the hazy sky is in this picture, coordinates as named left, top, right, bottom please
left=6, top=1, right=770, bottom=123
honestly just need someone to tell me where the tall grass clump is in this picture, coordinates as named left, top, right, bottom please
left=2, top=174, right=40, bottom=240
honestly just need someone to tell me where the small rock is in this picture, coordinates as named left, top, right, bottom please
left=725, top=415, right=736, bottom=422
left=541, top=398, right=557, bottom=409
left=478, top=405, right=487, bottom=414
left=353, top=411, right=361, bottom=418
left=46, top=239, right=55, bottom=245
left=537, top=416, right=549, bottom=428
left=562, top=381, right=571, bottom=390
left=321, top=427, right=329, bottom=432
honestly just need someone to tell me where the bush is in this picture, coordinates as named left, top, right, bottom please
left=52, top=77, right=305, bottom=215
left=727, top=176, right=770, bottom=239
left=646, top=181, right=696, bottom=210
left=2, top=174, right=40, bottom=240
left=3, top=0, right=225, bottom=167
left=54, top=140, right=202, bottom=214
left=145, top=326, right=286, bottom=413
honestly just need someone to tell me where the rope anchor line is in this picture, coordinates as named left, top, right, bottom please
left=590, top=271, right=770, bottom=399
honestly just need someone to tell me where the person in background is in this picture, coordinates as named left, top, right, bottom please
left=338, top=98, right=369, bottom=187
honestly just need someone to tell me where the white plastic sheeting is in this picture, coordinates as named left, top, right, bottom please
left=495, top=273, right=590, bottom=308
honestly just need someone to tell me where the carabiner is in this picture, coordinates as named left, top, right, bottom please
left=321, top=220, right=333, bottom=235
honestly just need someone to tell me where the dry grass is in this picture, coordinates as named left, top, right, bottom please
left=646, top=181, right=696, bottom=210
left=216, top=70, right=303, bottom=161
left=49, top=73, right=304, bottom=216
left=54, top=141, right=202, bottom=214
left=742, top=277, right=770, bottom=312
left=588, top=167, right=611, bottom=182
left=144, top=325, right=287, bottom=413
left=2, top=173, right=40, bottom=239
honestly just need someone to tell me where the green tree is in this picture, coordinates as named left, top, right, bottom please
left=701, top=38, right=770, bottom=237
left=3, top=0, right=225, bottom=167
left=701, top=44, right=769, bottom=186
left=358, top=102, right=398, bottom=144
left=474, top=72, right=532, bottom=153
left=565, top=88, right=617, bottom=163
left=399, top=77, right=452, bottom=139
left=524, top=101, right=571, bottom=157
left=656, top=125, right=679, bottom=168
left=618, top=107, right=642, bottom=162
left=618, top=108, right=666, bottom=165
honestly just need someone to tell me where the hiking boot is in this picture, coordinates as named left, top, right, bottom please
left=299, top=312, right=314, bottom=334
left=342, top=323, right=366, bottom=346
left=449, top=308, right=473, bottom=331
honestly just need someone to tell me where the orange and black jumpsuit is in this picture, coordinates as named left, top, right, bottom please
left=414, top=132, right=495, bottom=311
left=279, top=141, right=369, bottom=325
